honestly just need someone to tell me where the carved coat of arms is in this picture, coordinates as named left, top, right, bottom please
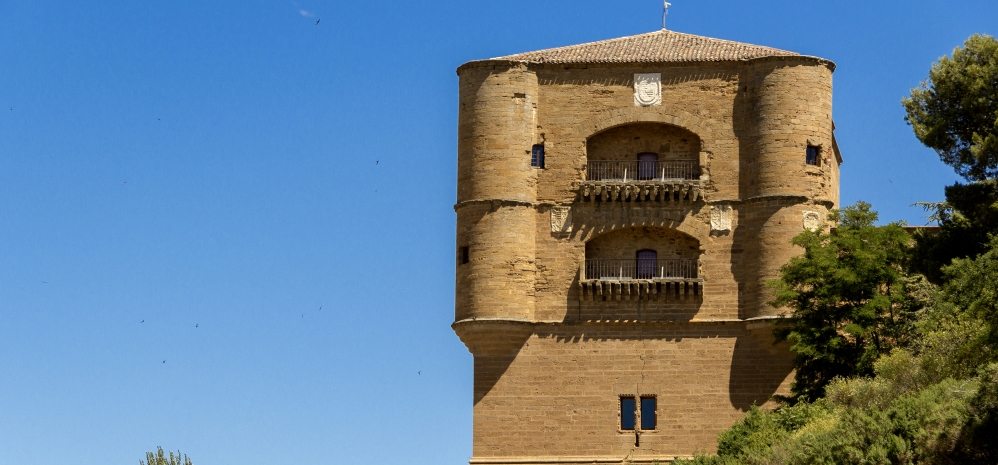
left=550, top=207, right=572, bottom=234
left=633, top=73, right=662, bottom=107
left=802, top=211, right=823, bottom=232
left=710, top=204, right=733, bottom=233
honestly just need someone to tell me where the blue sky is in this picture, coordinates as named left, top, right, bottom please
left=0, top=1, right=995, bottom=464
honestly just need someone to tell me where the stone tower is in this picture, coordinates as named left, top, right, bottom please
left=454, top=29, right=840, bottom=465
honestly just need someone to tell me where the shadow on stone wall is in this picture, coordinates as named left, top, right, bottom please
left=458, top=321, right=533, bottom=406
left=730, top=71, right=758, bottom=320
left=729, top=199, right=787, bottom=319
left=572, top=295, right=703, bottom=323
left=474, top=350, right=524, bottom=405
left=728, top=331, right=793, bottom=410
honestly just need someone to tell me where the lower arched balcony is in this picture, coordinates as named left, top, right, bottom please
left=579, top=227, right=703, bottom=301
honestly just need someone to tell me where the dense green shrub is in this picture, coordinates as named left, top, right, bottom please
left=679, top=221, right=998, bottom=465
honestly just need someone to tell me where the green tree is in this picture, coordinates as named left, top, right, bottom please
left=771, top=202, right=924, bottom=401
left=936, top=235, right=998, bottom=346
left=915, top=236, right=998, bottom=463
left=140, top=447, right=192, bottom=465
left=904, top=35, right=998, bottom=281
left=903, top=34, right=998, bottom=181
left=678, top=226, right=998, bottom=465
left=910, top=180, right=998, bottom=282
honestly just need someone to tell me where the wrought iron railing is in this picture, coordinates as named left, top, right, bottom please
left=586, top=160, right=699, bottom=181
left=584, top=258, right=699, bottom=280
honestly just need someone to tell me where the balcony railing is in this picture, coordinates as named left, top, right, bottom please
left=583, top=258, right=699, bottom=280
left=587, top=160, right=699, bottom=181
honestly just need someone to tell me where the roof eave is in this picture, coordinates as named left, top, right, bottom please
left=457, top=54, right=836, bottom=75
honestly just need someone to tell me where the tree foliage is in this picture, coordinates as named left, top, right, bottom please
left=678, top=236, right=998, bottom=465
left=771, top=202, right=923, bottom=401
left=903, top=34, right=998, bottom=181
left=140, top=447, right=193, bottom=465
left=911, top=180, right=998, bottom=282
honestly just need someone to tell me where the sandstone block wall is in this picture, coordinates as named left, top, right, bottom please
left=470, top=324, right=794, bottom=462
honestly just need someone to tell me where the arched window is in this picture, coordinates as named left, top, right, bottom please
left=635, top=249, right=657, bottom=279
left=637, top=152, right=658, bottom=180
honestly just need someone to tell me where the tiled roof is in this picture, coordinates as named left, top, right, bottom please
left=488, top=29, right=807, bottom=64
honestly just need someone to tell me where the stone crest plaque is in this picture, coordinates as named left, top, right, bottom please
left=550, top=207, right=572, bottom=234
left=802, top=211, right=823, bottom=232
left=633, top=73, right=662, bottom=107
left=710, top=205, right=733, bottom=232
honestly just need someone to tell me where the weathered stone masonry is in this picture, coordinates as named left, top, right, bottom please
left=454, top=29, right=841, bottom=465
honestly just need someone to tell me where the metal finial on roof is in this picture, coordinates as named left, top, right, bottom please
left=662, top=1, right=672, bottom=29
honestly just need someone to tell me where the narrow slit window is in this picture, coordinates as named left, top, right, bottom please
left=459, top=246, right=470, bottom=265
left=530, top=144, right=545, bottom=168
left=806, top=145, right=821, bottom=166
left=640, top=396, right=657, bottom=430
left=620, top=396, right=636, bottom=430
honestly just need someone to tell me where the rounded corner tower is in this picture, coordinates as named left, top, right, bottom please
left=453, top=28, right=840, bottom=465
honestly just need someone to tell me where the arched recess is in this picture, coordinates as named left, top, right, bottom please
left=583, top=226, right=700, bottom=280
left=586, top=122, right=702, bottom=181
left=579, top=106, right=719, bottom=154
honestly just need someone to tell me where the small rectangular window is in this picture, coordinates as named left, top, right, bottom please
left=620, top=396, right=636, bottom=430
left=530, top=144, right=545, bottom=168
left=806, top=145, right=821, bottom=166
left=459, top=246, right=469, bottom=265
left=640, top=396, right=657, bottom=430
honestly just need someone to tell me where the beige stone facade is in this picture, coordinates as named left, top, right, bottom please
left=453, top=29, right=840, bottom=464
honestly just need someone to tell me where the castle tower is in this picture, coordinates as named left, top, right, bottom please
left=454, top=29, right=840, bottom=464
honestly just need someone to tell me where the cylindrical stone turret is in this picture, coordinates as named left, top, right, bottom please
left=742, top=60, right=834, bottom=318
left=750, top=61, right=833, bottom=199
left=454, top=63, right=539, bottom=324
left=456, top=63, right=539, bottom=204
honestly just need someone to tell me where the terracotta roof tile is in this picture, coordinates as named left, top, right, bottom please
left=489, top=29, right=805, bottom=64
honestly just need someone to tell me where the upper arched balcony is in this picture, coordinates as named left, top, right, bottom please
left=580, top=123, right=704, bottom=203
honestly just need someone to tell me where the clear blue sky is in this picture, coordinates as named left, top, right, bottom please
left=0, top=1, right=995, bottom=464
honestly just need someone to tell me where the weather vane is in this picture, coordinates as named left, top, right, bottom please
left=662, top=1, right=672, bottom=29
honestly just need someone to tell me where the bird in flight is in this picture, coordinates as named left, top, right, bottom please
left=195, top=323, right=199, bottom=328
left=314, top=18, right=320, bottom=25
left=161, top=360, right=166, bottom=364
left=140, top=320, right=145, bottom=323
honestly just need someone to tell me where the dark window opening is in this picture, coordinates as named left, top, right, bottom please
left=530, top=144, right=545, bottom=168
left=640, top=396, right=657, bottom=430
left=620, top=396, right=636, bottom=430
left=636, top=249, right=657, bottom=279
left=806, top=145, right=821, bottom=166
left=637, top=152, right=658, bottom=180
left=459, top=246, right=469, bottom=265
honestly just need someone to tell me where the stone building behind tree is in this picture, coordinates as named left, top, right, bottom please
left=453, top=28, right=840, bottom=465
